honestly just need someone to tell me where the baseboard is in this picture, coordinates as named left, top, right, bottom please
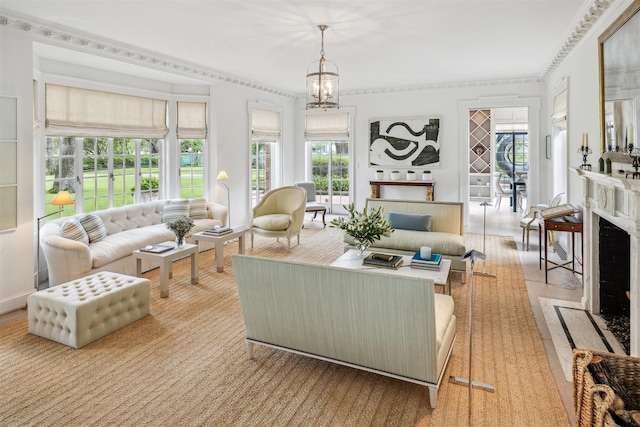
left=0, top=291, right=30, bottom=316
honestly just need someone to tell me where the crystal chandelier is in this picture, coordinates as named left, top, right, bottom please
left=306, top=25, right=339, bottom=110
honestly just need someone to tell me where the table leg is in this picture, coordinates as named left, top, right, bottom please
left=191, top=251, right=199, bottom=284
left=370, top=184, right=380, bottom=198
left=238, top=234, right=245, bottom=254
left=160, top=261, right=169, bottom=298
left=136, top=258, right=142, bottom=277
left=216, top=239, right=224, bottom=273
left=544, top=222, right=549, bottom=283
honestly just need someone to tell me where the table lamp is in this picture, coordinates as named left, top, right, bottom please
left=217, top=170, right=230, bottom=228
left=36, top=190, right=74, bottom=290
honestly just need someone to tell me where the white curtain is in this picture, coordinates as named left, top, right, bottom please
left=177, top=101, right=207, bottom=139
left=305, top=112, right=349, bottom=141
left=45, top=84, right=168, bottom=138
left=251, top=108, right=280, bottom=138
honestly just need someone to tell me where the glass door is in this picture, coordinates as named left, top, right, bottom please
left=309, top=141, right=350, bottom=213
left=250, top=141, right=273, bottom=207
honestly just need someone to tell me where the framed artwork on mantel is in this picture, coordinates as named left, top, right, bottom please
left=369, top=117, right=441, bottom=167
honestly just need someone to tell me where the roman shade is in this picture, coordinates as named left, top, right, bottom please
left=45, top=84, right=168, bottom=138
left=552, top=89, right=567, bottom=124
left=177, top=101, right=207, bottom=139
left=305, top=112, right=349, bottom=141
left=251, top=108, right=280, bottom=138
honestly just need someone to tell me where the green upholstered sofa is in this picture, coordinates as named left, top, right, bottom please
left=232, top=254, right=457, bottom=408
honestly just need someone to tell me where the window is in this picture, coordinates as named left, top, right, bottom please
left=249, top=107, right=280, bottom=207
left=304, top=112, right=351, bottom=213
left=178, top=102, right=207, bottom=199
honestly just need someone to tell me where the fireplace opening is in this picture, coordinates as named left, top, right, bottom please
left=599, top=217, right=631, bottom=354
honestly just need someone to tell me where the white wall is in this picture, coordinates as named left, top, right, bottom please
left=545, top=0, right=635, bottom=207
left=0, top=26, right=36, bottom=314
left=318, top=82, right=547, bottom=213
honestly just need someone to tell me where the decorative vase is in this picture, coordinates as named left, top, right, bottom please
left=375, top=172, right=384, bottom=180
left=390, top=172, right=401, bottom=181
left=175, top=235, right=186, bottom=248
left=406, top=173, right=416, bottom=181
left=422, top=173, right=432, bottom=181
left=354, top=240, right=370, bottom=256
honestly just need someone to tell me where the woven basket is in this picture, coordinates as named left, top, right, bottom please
left=573, top=349, right=640, bottom=427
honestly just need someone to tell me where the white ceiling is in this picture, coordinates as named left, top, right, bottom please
left=1, top=1, right=595, bottom=93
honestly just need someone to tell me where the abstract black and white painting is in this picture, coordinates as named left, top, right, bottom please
left=369, top=117, right=440, bottom=167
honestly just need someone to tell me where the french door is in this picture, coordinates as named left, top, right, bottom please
left=308, top=140, right=350, bottom=214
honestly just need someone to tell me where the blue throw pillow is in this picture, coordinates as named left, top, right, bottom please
left=388, top=212, right=432, bottom=232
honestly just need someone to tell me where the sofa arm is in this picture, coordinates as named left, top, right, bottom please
left=40, top=235, right=93, bottom=286
left=206, top=202, right=228, bottom=227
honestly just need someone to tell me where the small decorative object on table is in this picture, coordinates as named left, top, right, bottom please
left=375, top=170, right=384, bottom=180
left=362, top=252, right=403, bottom=269
left=422, top=170, right=432, bottom=181
left=390, top=171, right=401, bottom=181
left=627, top=144, right=640, bottom=179
left=166, top=216, right=194, bottom=248
left=330, top=203, right=393, bottom=256
left=411, top=251, right=442, bottom=271
left=406, top=170, right=416, bottom=181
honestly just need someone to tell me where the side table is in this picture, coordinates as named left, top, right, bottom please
left=133, top=242, right=199, bottom=298
left=193, top=226, right=248, bottom=272
left=539, top=216, right=583, bottom=283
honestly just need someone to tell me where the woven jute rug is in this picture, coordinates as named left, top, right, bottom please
left=0, top=226, right=570, bottom=426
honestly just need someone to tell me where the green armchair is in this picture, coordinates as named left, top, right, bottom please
left=250, top=186, right=307, bottom=251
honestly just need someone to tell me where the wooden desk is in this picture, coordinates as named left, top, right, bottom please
left=538, top=215, right=583, bottom=283
left=369, top=180, right=434, bottom=201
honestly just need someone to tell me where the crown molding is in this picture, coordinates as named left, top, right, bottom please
left=0, top=8, right=297, bottom=98
left=539, top=0, right=613, bottom=80
left=0, top=1, right=615, bottom=98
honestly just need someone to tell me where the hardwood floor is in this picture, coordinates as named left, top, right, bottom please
left=0, top=200, right=581, bottom=424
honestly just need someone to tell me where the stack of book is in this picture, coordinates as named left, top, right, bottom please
left=410, top=252, right=442, bottom=271
left=202, top=226, right=233, bottom=236
left=362, top=253, right=403, bottom=270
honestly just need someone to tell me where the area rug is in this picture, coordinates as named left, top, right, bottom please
left=0, top=228, right=570, bottom=426
left=539, top=297, right=626, bottom=381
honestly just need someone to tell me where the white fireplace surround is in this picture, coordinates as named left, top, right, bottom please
left=573, top=168, right=639, bottom=356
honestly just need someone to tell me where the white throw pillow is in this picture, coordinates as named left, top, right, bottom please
left=162, top=199, right=190, bottom=223
left=60, top=218, right=90, bottom=245
left=79, top=214, right=107, bottom=243
left=189, top=198, right=208, bottom=220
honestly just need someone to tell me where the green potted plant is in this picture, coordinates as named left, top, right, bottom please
left=406, top=170, right=416, bottom=181
left=390, top=170, right=401, bottom=180
left=330, top=203, right=394, bottom=255
left=133, top=176, right=159, bottom=201
left=422, top=170, right=432, bottom=181
left=375, top=170, right=384, bottom=180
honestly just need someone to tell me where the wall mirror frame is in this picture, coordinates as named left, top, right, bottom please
left=599, top=0, right=640, bottom=160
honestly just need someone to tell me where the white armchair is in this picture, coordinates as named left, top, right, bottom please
left=250, top=186, right=307, bottom=251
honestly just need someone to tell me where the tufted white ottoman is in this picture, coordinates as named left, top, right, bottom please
left=27, top=272, right=151, bottom=349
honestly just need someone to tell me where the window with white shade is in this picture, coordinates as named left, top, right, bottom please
left=249, top=106, right=281, bottom=206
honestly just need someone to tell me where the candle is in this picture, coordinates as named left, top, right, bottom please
left=585, top=133, right=588, bottom=148
left=630, top=124, right=634, bottom=147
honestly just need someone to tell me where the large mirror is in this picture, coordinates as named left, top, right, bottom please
left=600, top=0, right=640, bottom=158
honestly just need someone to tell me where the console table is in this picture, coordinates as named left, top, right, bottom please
left=539, top=215, right=583, bottom=284
left=369, top=180, right=435, bottom=201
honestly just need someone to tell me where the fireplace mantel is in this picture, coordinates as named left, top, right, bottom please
left=573, top=168, right=639, bottom=356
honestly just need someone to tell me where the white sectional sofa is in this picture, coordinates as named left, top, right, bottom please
left=343, top=198, right=467, bottom=276
left=40, top=199, right=227, bottom=286
left=233, top=254, right=456, bottom=408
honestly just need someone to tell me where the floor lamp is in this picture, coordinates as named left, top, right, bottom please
left=477, top=201, right=497, bottom=278
left=217, top=170, right=231, bottom=228
left=450, top=249, right=495, bottom=426
left=36, top=191, right=74, bottom=291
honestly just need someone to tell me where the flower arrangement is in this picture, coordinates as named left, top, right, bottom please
left=166, top=216, right=194, bottom=247
left=330, top=203, right=394, bottom=254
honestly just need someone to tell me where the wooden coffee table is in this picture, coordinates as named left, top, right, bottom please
left=192, top=226, right=248, bottom=273
left=133, top=242, right=199, bottom=298
left=330, top=249, right=452, bottom=294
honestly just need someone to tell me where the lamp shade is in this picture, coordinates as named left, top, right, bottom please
left=51, top=191, right=74, bottom=206
left=217, top=170, right=229, bottom=181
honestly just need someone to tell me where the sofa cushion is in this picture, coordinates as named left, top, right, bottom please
left=162, top=199, right=190, bottom=223
left=189, top=198, right=208, bottom=220
left=434, top=294, right=455, bottom=350
left=345, top=230, right=466, bottom=256
left=388, top=212, right=431, bottom=231
left=252, top=214, right=291, bottom=231
left=79, top=214, right=107, bottom=243
left=60, top=218, right=89, bottom=245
